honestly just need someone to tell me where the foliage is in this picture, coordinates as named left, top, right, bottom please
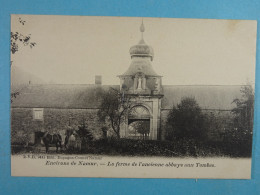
left=11, top=17, right=37, bottom=103
left=98, top=88, right=132, bottom=138
left=101, top=126, right=108, bottom=139
left=166, top=97, right=208, bottom=141
left=78, top=138, right=251, bottom=158
left=231, top=84, right=254, bottom=132
left=77, top=123, right=94, bottom=141
left=11, top=91, right=20, bottom=103
left=131, top=121, right=150, bottom=140
left=225, top=84, right=255, bottom=145
left=11, top=18, right=36, bottom=56
left=11, top=129, right=33, bottom=146
left=11, top=136, right=252, bottom=157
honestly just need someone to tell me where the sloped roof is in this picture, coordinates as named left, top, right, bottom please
left=121, top=58, right=160, bottom=77
left=11, top=84, right=119, bottom=109
left=161, top=85, right=243, bottom=110
left=11, top=84, right=243, bottom=110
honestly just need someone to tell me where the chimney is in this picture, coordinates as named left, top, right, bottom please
left=95, top=75, right=102, bottom=85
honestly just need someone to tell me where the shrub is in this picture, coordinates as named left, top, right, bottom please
left=78, top=138, right=250, bottom=158
left=166, top=97, right=209, bottom=141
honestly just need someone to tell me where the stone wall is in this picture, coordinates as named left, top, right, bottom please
left=11, top=108, right=104, bottom=144
left=11, top=107, right=234, bottom=144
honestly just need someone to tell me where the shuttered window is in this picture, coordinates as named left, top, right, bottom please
left=33, top=108, right=44, bottom=120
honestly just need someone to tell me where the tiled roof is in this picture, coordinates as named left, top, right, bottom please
left=161, top=85, right=242, bottom=110
left=11, top=84, right=119, bottom=109
left=11, top=84, right=243, bottom=110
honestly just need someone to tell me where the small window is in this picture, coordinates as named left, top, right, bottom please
left=33, top=108, right=44, bottom=120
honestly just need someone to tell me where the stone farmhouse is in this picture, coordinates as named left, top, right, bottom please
left=11, top=22, right=243, bottom=144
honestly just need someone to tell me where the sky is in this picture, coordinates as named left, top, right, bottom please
left=11, top=15, right=257, bottom=85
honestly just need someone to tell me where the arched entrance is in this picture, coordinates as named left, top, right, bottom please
left=127, top=105, right=151, bottom=140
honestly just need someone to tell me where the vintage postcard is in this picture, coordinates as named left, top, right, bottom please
left=11, top=15, right=257, bottom=178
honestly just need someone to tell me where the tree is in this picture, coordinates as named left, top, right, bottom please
left=11, top=17, right=36, bottom=102
left=98, top=88, right=132, bottom=139
left=77, top=123, right=94, bottom=141
left=132, top=121, right=150, bottom=140
left=101, top=126, right=108, bottom=139
left=232, top=84, right=254, bottom=131
left=166, top=97, right=208, bottom=141
left=229, top=84, right=254, bottom=142
left=11, top=17, right=36, bottom=57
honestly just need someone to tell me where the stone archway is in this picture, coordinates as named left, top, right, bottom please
left=127, top=105, right=152, bottom=140
left=129, top=105, right=151, bottom=120
left=128, top=119, right=150, bottom=140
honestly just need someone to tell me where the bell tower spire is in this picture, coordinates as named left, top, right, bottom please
left=140, top=18, right=145, bottom=40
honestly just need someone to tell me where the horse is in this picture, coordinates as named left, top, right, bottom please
left=38, top=131, right=62, bottom=153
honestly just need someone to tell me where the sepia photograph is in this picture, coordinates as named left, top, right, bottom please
left=10, top=15, right=257, bottom=178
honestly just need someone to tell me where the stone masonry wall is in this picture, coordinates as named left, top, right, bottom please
left=11, top=107, right=234, bottom=144
left=11, top=108, right=104, bottom=144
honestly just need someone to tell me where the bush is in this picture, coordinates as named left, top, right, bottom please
left=11, top=137, right=251, bottom=157
left=78, top=138, right=251, bottom=158
left=166, top=97, right=209, bottom=141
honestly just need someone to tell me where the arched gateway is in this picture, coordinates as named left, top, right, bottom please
left=128, top=105, right=151, bottom=139
left=119, top=21, right=163, bottom=140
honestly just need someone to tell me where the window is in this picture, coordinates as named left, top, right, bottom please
left=33, top=108, right=44, bottom=120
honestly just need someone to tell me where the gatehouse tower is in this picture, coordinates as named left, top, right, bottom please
left=119, top=20, right=163, bottom=140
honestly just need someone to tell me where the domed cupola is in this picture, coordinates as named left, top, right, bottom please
left=130, top=42, right=154, bottom=62
left=119, top=19, right=162, bottom=95
left=129, top=21, right=154, bottom=61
